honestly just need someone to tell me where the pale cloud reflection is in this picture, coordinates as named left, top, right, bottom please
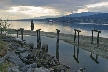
left=10, top=21, right=108, bottom=38
left=11, top=21, right=74, bottom=33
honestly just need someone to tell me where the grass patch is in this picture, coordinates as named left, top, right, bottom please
left=0, top=62, right=8, bottom=72
left=0, top=35, right=9, bottom=58
left=0, top=61, right=13, bottom=72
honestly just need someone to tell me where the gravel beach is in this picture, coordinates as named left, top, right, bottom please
left=9, top=30, right=108, bottom=60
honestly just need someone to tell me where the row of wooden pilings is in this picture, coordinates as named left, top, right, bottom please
left=74, top=29, right=101, bottom=47
left=15, top=28, right=60, bottom=62
left=15, top=28, right=101, bottom=47
left=15, top=28, right=60, bottom=48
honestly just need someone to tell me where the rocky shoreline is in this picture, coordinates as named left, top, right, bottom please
left=0, top=35, right=70, bottom=72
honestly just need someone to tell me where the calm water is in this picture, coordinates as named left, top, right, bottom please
left=10, top=36, right=108, bottom=72
left=10, top=21, right=108, bottom=38
left=20, top=35, right=108, bottom=72
left=10, top=21, right=108, bottom=71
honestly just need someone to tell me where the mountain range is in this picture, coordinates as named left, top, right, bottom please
left=63, top=12, right=108, bottom=19
left=64, top=12, right=99, bottom=17
left=33, top=12, right=108, bottom=19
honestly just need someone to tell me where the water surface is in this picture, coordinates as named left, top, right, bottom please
left=10, top=21, right=108, bottom=38
left=20, top=35, right=108, bottom=72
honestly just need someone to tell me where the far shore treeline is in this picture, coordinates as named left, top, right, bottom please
left=7, top=12, right=108, bottom=24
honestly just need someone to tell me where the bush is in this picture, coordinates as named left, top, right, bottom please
left=0, top=19, right=11, bottom=34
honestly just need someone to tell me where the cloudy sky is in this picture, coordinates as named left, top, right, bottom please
left=0, top=0, right=108, bottom=19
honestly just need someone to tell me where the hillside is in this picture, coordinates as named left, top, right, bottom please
left=81, top=13, right=108, bottom=18
left=64, top=12, right=99, bottom=17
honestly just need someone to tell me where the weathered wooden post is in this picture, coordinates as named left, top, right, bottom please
left=77, top=30, right=81, bottom=46
left=74, top=29, right=76, bottom=43
left=31, top=19, right=34, bottom=31
left=15, top=29, right=19, bottom=38
left=36, top=30, right=39, bottom=43
left=56, top=29, right=60, bottom=40
left=38, top=29, right=41, bottom=48
left=20, top=28, right=24, bottom=41
left=56, top=29, right=60, bottom=61
left=97, top=31, right=101, bottom=47
left=74, top=29, right=81, bottom=46
left=56, top=39, right=59, bottom=61
left=36, top=29, right=41, bottom=48
left=91, top=29, right=101, bottom=47
left=91, top=30, right=94, bottom=44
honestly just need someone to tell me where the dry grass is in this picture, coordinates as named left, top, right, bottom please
left=0, top=35, right=9, bottom=58
left=0, top=61, right=14, bottom=72
left=0, top=35, right=10, bottom=72
left=0, top=40, right=8, bottom=58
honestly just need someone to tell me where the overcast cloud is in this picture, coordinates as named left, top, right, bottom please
left=0, top=0, right=108, bottom=19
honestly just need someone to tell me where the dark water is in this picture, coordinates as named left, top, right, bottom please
left=10, top=21, right=108, bottom=71
left=20, top=35, right=108, bottom=72
left=10, top=21, right=108, bottom=38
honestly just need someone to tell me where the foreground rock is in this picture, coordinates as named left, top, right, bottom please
left=0, top=35, right=70, bottom=72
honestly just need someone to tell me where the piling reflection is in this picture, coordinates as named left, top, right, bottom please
left=56, top=39, right=59, bottom=61
left=31, top=19, right=34, bottom=31
left=36, top=29, right=41, bottom=49
left=90, top=52, right=99, bottom=64
left=73, top=46, right=79, bottom=63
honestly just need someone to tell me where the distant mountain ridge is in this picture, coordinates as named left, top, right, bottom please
left=33, top=12, right=108, bottom=19
left=64, top=12, right=99, bottom=17
left=81, top=13, right=108, bottom=18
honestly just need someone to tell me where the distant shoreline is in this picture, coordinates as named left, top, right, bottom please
left=8, top=29, right=108, bottom=60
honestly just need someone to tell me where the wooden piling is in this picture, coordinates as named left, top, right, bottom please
left=91, top=30, right=94, bottom=44
left=74, top=29, right=76, bottom=43
left=38, top=29, right=41, bottom=48
left=74, top=29, right=81, bottom=46
left=15, top=29, right=19, bottom=38
left=56, top=29, right=60, bottom=61
left=56, top=39, right=59, bottom=61
left=36, top=30, right=38, bottom=43
left=97, top=31, right=101, bottom=47
left=78, top=32, right=80, bottom=46
left=31, top=19, right=34, bottom=31
left=36, top=29, right=41, bottom=48
left=91, top=29, right=101, bottom=47
left=20, top=28, right=24, bottom=41
left=56, top=29, right=60, bottom=40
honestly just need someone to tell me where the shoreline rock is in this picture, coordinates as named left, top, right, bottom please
left=0, top=35, right=69, bottom=72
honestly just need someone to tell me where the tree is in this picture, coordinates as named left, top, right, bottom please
left=0, top=18, right=11, bottom=34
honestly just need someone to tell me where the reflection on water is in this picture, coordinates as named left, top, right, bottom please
left=13, top=35, right=108, bottom=72
left=10, top=21, right=108, bottom=38
left=90, top=52, right=99, bottom=64
left=73, top=46, right=99, bottom=64
left=73, top=46, right=79, bottom=63
left=56, top=39, right=59, bottom=61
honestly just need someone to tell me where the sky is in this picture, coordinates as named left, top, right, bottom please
left=0, top=0, right=108, bottom=19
